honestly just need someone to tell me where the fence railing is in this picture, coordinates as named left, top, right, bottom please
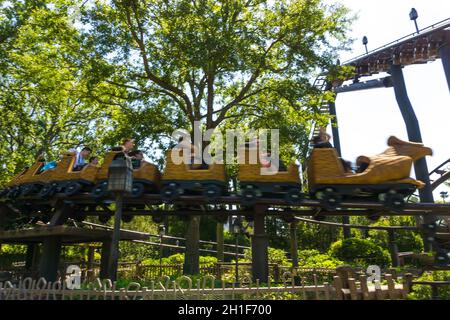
left=0, top=274, right=336, bottom=300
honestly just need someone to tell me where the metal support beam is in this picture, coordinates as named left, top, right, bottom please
left=251, top=205, right=269, bottom=283
left=439, top=43, right=450, bottom=93
left=334, top=77, right=393, bottom=94
left=328, top=82, right=351, bottom=238
left=39, top=236, right=62, bottom=282
left=390, top=64, right=435, bottom=251
left=388, top=229, right=400, bottom=267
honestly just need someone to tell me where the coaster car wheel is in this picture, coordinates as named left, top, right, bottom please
left=240, top=186, right=258, bottom=206
left=65, top=182, right=83, bottom=196
left=379, top=190, right=405, bottom=212
left=20, top=184, right=42, bottom=197
left=316, top=188, right=342, bottom=210
left=161, top=186, right=181, bottom=202
left=284, top=189, right=303, bottom=205
left=38, top=183, right=57, bottom=199
left=203, top=184, right=222, bottom=201
left=131, top=182, right=145, bottom=198
left=7, top=186, right=21, bottom=199
left=92, top=182, right=108, bottom=198
left=0, top=188, right=8, bottom=197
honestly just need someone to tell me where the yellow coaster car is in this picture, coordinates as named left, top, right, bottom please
left=8, top=153, right=99, bottom=198
left=161, top=148, right=227, bottom=201
left=237, top=149, right=301, bottom=205
left=91, top=151, right=161, bottom=198
left=307, top=136, right=432, bottom=211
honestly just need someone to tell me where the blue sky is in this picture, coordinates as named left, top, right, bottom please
left=325, top=0, right=450, bottom=200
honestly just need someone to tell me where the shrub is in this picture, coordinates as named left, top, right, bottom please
left=329, top=238, right=391, bottom=268
left=297, top=249, right=344, bottom=269
left=243, top=247, right=290, bottom=266
left=407, top=271, right=450, bottom=300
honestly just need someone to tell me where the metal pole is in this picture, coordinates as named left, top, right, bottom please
left=390, top=64, right=435, bottom=251
left=414, top=20, right=419, bottom=34
left=107, top=192, right=123, bottom=281
left=160, top=235, right=163, bottom=276
left=388, top=229, right=400, bottom=267
left=235, top=234, right=239, bottom=284
left=439, top=43, right=450, bottom=93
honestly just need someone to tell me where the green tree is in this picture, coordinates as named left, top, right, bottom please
left=329, top=238, right=391, bottom=268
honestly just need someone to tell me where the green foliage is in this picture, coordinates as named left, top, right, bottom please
left=141, top=253, right=218, bottom=267
left=365, top=216, right=424, bottom=253
left=329, top=238, right=391, bottom=268
left=297, top=249, right=344, bottom=268
left=243, top=247, right=290, bottom=265
left=407, top=271, right=450, bottom=300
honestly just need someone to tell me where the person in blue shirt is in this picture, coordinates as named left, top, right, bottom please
left=71, top=147, right=92, bottom=171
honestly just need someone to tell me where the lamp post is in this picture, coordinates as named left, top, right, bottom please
left=409, top=8, right=419, bottom=34
left=232, top=217, right=241, bottom=285
left=106, top=153, right=133, bottom=281
left=362, top=36, right=368, bottom=54
left=440, top=191, right=449, bottom=203
left=158, top=224, right=166, bottom=276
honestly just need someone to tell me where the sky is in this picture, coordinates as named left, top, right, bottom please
left=324, top=0, right=450, bottom=201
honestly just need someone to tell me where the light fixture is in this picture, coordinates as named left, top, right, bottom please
left=362, top=36, right=368, bottom=54
left=409, top=8, right=419, bottom=34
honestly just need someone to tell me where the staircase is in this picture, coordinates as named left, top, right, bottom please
left=310, top=74, right=331, bottom=139
left=429, top=158, right=450, bottom=192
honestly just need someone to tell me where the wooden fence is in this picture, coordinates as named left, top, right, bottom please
left=0, top=274, right=336, bottom=300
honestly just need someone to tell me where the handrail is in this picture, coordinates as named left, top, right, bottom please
left=342, top=17, right=450, bottom=65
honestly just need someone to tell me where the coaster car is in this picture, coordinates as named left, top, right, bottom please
left=2, top=157, right=46, bottom=199
left=237, top=148, right=301, bottom=205
left=91, top=151, right=161, bottom=198
left=307, top=136, right=432, bottom=211
left=14, top=152, right=98, bottom=198
left=161, top=148, right=227, bottom=202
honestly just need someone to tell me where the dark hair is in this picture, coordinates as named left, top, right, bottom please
left=312, top=136, right=321, bottom=145
left=129, top=150, right=143, bottom=157
left=81, top=147, right=92, bottom=152
left=89, top=156, right=98, bottom=163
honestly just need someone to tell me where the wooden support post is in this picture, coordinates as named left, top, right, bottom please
left=388, top=229, right=400, bottom=267
left=38, top=202, right=70, bottom=281
left=251, top=205, right=269, bottom=283
left=25, top=244, right=39, bottom=271
left=359, top=274, right=370, bottom=300
left=107, top=193, right=124, bottom=282
left=39, top=236, right=62, bottom=282
left=100, top=240, right=111, bottom=279
left=183, top=215, right=200, bottom=275
left=216, top=222, right=224, bottom=262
